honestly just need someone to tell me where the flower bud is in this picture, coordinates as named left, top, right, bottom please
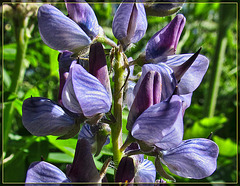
left=89, top=42, right=112, bottom=101
left=112, top=0, right=147, bottom=50
left=127, top=70, right=162, bottom=131
left=143, top=0, right=186, bottom=17
left=146, top=14, right=186, bottom=60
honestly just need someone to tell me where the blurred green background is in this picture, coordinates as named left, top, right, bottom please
left=1, top=0, right=238, bottom=184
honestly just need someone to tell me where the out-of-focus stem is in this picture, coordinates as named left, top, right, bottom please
left=111, top=47, right=124, bottom=169
left=204, top=4, right=235, bottom=117
left=4, top=12, right=30, bottom=150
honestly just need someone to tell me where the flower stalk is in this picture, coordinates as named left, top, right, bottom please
left=111, top=47, right=125, bottom=167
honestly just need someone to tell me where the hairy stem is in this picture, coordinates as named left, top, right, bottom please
left=111, top=47, right=125, bottom=169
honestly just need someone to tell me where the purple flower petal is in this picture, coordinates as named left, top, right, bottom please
left=115, top=156, right=135, bottom=183
left=153, top=54, right=209, bottom=94
left=162, top=138, right=219, bottom=179
left=112, top=0, right=147, bottom=49
left=89, top=42, right=112, bottom=101
left=62, top=63, right=111, bottom=117
left=135, top=159, right=156, bottom=184
left=22, top=97, right=75, bottom=136
left=180, top=93, right=192, bottom=115
left=67, top=138, right=100, bottom=182
left=131, top=95, right=183, bottom=149
left=127, top=70, right=162, bottom=131
left=146, top=14, right=185, bottom=60
left=65, top=0, right=99, bottom=39
left=38, top=4, right=91, bottom=53
left=133, top=63, right=177, bottom=102
left=25, top=161, right=71, bottom=184
left=78, top=124, right=95, bottom=145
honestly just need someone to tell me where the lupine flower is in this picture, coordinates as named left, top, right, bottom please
left=61, top=61, right=111, bottom=120
left=65, top=0, right=99, bottom=39
left=115, top=155, right=156, bottom=185
left=145, top=14, right=186, bottom=60
left=112, top=0, right=148, bottom=50
left=25, top=139, right=101, bottom=185
left=142, top=0, right=186, bottom=17
left=129, top=95, right=219, bottom=180
left=22, top=97, right=77, bottom=137
left=38, top=4, right=93, bottom=54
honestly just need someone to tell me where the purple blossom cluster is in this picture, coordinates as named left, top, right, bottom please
left=22, top=0, right=219, bottom=185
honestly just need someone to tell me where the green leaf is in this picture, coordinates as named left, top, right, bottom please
left=93, top=158, right=114, bottom=175
left=23, top=87, right=40, bottom=100
left=47, top=152, right=73, bottom=163
left=2, top=43, right=16, bottom=61
left=47, top=136, right=77, bottom=157
left=3, top=67, right=11, bottom=89
left=213, top=136, right=238, bottom=157
left=13, top=99, right=23, bottom=116
left=49, top=48, right=59, bottom=78
left=184, top=115, right=227, bottom=139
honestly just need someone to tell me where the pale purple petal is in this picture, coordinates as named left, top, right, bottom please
left=162, top=138, right=219, bottom=179
left=146, top=14, right=185, bottom=60
left=112, top=0, right=147, bottom=49
left=180, top=93, right=192, bottom=115
left=38, top=4, right=91, bottom=53
left=133, top=63, right=177, bottom=102
left=62, top=62, right=83, bottom=114
left=135, top=159, right=156, bottom=184
left=65, top=0, right=99, bottom=38
left=131, top=95, right=183, bottom=148
left=153, top=54, right=209, bottom=94
left=71, top=63, right=111, bottom=117
left=22, top=97, right=75, bottom=136
left=25, top=161, right=71, bottom=184
left=78, top=124, right=95, bottom=144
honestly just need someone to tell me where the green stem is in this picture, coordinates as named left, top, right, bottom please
left=111, top=47, right=125, bottom=169
left=4, top=13, right=30, bottom=150
left=204, top=4, right=234, bottom=117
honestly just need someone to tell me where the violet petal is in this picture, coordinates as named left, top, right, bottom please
left=38, top=4, right=91, bottom=53
left=22, top=97, right=75, bottom=136
left=131, top=95, right=183, bottom=149
left=162, top=138, right=219, bottom=179
left=25, top=161, right=71, bottom=184
left=146, top=14, right=186, bottom=60
left=65, top=0, right=99, bottom=39
left=135, top=159, right=156, bottom=184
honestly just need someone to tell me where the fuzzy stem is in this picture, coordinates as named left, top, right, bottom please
left=111, top=47, right=125, bottom=169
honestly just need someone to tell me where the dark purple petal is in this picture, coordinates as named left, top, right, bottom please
left=67, top=138, right=100, bottom=182
left=134, top=159, right=156, bottom=184
left=162, top=138, right=219, bottom=179
left=131, top=95, right=183, bottom=149
left=65, top=0, right=99, bottom=39
left=58, top=52, right=76, bottom=105
left=115, top=156, right=135, bottom=183
left=112, top=0, right=147, bottom=49
left=146, top=14, right=185, bottom=60
left=22, top=97, right=75, bottom=136
left=38, top=4, right=91, bottom=53
left=154, top=54, right=209, bottom=94
left=89, top=42, right=112, bottom=100
left=25, top=161, right=71, bottom=184
left=133, top=63, right=177, bottom=102
left=127, top=70, right=162, bottom=131
left=62, top=63, right=111, bottom=117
